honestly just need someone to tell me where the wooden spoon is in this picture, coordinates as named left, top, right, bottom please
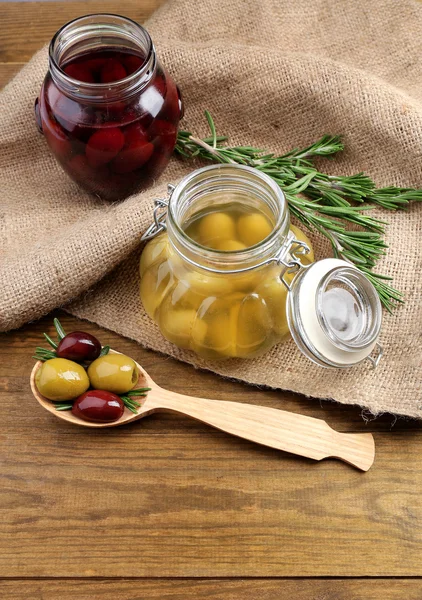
left=30, top=352, right=375, bottom=471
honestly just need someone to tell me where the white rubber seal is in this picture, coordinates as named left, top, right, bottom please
left=296, top=259, right=378, bottom=366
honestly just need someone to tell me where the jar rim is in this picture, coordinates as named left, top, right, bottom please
left=166, top=164, right=290, bottom=272
left=48, top=13, right=156, bottom=101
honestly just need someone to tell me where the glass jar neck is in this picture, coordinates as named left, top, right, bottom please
left=49, top=14, right=156, bottom=103
left=166, top=164, right=290, bottom=273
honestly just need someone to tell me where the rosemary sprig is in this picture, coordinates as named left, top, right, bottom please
left=175, top=112, right=422, bottom=311
left=366, top=187, right=422, bottom=210
left=32, top=347, right=56, bottom=361
left=55, top=403, right=74, bottom=411
left=120, top=388, right=152, bottom=414
left=33, top=319, right=67, bottom=361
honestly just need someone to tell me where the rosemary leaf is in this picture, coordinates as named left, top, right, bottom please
left=43, top=333, right=58, bottom=350
left=127, top=388, right=151, bottom=395
left=53, top=318, right=66, bottom=341
left=121, top=396, right=139, bottom=413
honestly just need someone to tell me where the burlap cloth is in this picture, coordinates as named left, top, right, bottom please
left=1, top=0, right=421, bottom=417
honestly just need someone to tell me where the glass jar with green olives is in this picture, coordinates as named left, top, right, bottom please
left=140, top=165, right=383, bottom=368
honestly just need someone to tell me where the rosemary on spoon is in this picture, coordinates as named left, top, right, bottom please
left=175, top=112, right=422, bottom=311
left=54, top=388, right=151, bottom=413
left=33, top=318, right=66, bottom=361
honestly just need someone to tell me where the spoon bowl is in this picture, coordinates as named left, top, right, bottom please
left=30, top=351, right=159, bottom=428
left=30, top=350, right=375, bottom=470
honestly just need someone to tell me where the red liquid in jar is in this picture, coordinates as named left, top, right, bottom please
left=39, top=48, right=182, bottom=200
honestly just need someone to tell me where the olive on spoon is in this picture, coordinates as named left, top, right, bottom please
left=30, top=351, right=375, bottom=471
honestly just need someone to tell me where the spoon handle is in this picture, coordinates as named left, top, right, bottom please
left=146, top=391, right=375, bottom=471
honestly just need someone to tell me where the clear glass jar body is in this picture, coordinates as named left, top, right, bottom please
left=35, top=14, right=183, bottom=201
left=139, top=166, right=315, bottom=360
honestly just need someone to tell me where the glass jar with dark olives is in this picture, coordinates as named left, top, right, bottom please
left=35, top=14, right=183, bottom=200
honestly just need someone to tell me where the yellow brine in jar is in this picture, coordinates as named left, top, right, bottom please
left=140, top=171, right=314, bottom=360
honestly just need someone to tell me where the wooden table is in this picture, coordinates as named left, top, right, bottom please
left=1, top=2, right=422, bottom=598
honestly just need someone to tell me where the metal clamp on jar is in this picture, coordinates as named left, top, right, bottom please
left=140, top=164, right=383, bottom=368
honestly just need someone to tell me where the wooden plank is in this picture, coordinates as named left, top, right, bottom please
left=1, top=311, right=422, bottom=577
left=1, top=579, right=422, bottom=600
left=0, top=64, right=24, bottom=89
left=2, top=0, right=421, bottom=587
left=0, top=0, right=167, bottom=63
left=1, top=312, right=420, bottom=433
left=1, top=430, right=421, bottom=576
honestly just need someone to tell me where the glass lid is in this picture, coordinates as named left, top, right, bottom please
left=286, top=258, right=383, bottom=368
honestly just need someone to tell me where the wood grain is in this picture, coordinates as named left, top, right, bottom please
left=1, top=579, right=422, bottom=600
left=1, top=425, right=421, bottom=576
left=0, top=0, right=166, bottom=63
left=2, top=312, right=422, bottom=578
left=2, top=0, right=422, bottom=592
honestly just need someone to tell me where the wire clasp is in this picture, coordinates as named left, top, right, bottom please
left=276, top=231, right=311, bottom=290
left=141, top=184, right=175, bottom=242
left=366, top=342, right=383, bottom=369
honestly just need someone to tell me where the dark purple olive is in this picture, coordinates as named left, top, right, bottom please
left=72, top=390, right=124, bottom=423
left=56, top=331, right=101, bottom=362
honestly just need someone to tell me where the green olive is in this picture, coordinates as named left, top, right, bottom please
left=197, top=212, right=236, bottom=246
left=35, top=358, right=90, bottom=401
left=139, top=233, right=169, bottom=278
left=237, top=213, right=273, bottom=247
left=88, top=354, right=139, bottom=394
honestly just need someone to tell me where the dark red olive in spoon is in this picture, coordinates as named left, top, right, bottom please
left=72, top=390, right=125, bottom=423
left=56, top=331, right=102, bottom=362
